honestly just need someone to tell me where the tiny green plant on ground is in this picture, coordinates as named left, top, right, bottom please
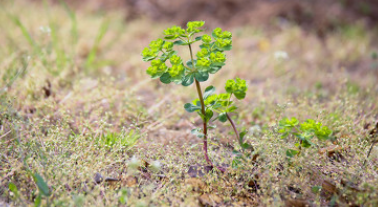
left=278, top=117, right=333, bottom=157
left=142, top=21, right=248, bottom=172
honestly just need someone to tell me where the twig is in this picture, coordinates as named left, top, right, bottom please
left=0, top=130, right=12, bottom=139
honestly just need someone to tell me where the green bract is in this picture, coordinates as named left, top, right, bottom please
left=169, top=55, right=182, bottom=65
left=196, top=48, right=209, bottom=58
left=168, top=64, right=184, bottom=78
left=196, top=58, right=211, bottom=71
left=225, top=78, right=247, bottom=100
left=142, top=47, right=158, bottom=62
left=215, top=38, right=232, bottom=51
left=187, top=21, right=205, bottom=33
left=210, top=52, right=226, bottom=65
left=212, top=28, right=232, bottom=39
left=149, top=38, right=164, bottom=51
left=164, top=26, right=185, bottom=40
left=202, top=34, right=212, bottom=43
left=146, top=59, right=167, bottom=78
left=142, top=21, right=232, bottom=84
left=163, top=41, right=174, bottom=51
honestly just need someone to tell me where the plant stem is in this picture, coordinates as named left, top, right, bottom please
left=294, top=126, right=302, bottom=156
left=188, top=44, right=225, bottom=172
left=195, top=79, right=213, bottom=165
left=226, top=113, right=241, bottom=146
left=364, top=142, right=376, bottom=167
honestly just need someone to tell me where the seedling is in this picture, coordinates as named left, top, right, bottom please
left=142, top=21, right=247, bottom=172
left=278, top=117, right=332, bottom=157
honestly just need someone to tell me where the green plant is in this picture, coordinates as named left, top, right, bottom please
left=32, top=172, right=50, bottom=206
left=141, top=21, right=247, bottom=172
left=278, top=117, right=332, bottom=157
left=98, top=130, right=140, bottom=150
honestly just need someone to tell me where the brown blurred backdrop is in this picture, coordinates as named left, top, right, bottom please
left=42, top=0, right=378, bottom=32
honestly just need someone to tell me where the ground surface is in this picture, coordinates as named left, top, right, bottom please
left=1, top=1, right=378, bottom=206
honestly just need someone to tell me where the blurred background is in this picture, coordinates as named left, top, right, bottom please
left=44, top=0, right=378, bottom=30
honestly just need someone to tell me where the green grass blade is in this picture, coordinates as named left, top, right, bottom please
left=10, top=15, right=37, bottom=50
left=85, top=19, right=109, bottom=69
left=59, top=0, right=78, bottom=45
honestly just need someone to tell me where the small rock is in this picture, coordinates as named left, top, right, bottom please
left=185, top=178, right=205, bottom=191
left=121, top=175, right=138, bottom=187
left=94, top=172, right=103, bottom=184
left=199, top=193, right=222, bottom=206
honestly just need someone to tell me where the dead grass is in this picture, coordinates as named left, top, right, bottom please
left=1, top=1, right=378, bottom=206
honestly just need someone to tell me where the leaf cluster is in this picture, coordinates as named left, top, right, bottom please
left=278, top=117, right=333, bottom=157
left=141, top=21, right=232, bottom=86
left=184, top=78, right=248, bottom=125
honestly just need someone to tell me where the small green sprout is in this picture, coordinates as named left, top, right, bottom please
left=142, top=21, right=247, bottom=172
left=278, top=117, right=333, bottom=157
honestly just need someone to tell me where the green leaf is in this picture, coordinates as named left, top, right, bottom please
left=119, top=189, right=128, bottom=204
left=208, top=125, right=217, bottom=129
left=191, top=128, right=204, bottom=138
left=159, top=72, right=172, bottom=84
left=184, top=103, right=201, bottom=113
left=160, top=50, right=177, bottom=62
left=312, top=186, right=322, bottom=194
left=286, top=149, right=299, bottom=158
left=205, top=109, right=213, bottom=122
left=300, top=119, right=316, bottom=131
left=34, top=173, right=50, bottom=197
left=182, top=74, right=194, bottom=86
left=216, top=44, right=232, bottom=51
left=234, top=91, right=246, bottom=100
left=241, top=143, right=253, bottom=150
left=9, top=183, right=18, bottom=195
left=194, top=71, right=209, bottom=82
left=211, top=62, right=225, bottom=67
left=239, top=131, right=247, bottom=143
left=204, top=86, right=215, bottom=100
left=142, top=56, right=157, bottom=62
left=226, top=105, right=237, bottom=113
left=34, top=194, right=42, bottom=207
left=301, top=139, right=313, bottom=148
left=279, top=117, right=299, bottom=128
left=194, top=36, right=203, bottom=41
left=186, top=60, right=197, bottom=69
left=209, top=65, right=222, bottom=74
left=218, top=113, right=227, bottom=122
left=232, top=150, right=242, bottom=156
left=164, top=35, right=176, bottom=40
left=232, top=157, right=242, bottom=169
left=173, top=40, right=188, bottom=45
left=315, top=126, right=332, bottom=141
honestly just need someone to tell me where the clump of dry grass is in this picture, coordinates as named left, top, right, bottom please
left=1, top=1, right=378, bottom=206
